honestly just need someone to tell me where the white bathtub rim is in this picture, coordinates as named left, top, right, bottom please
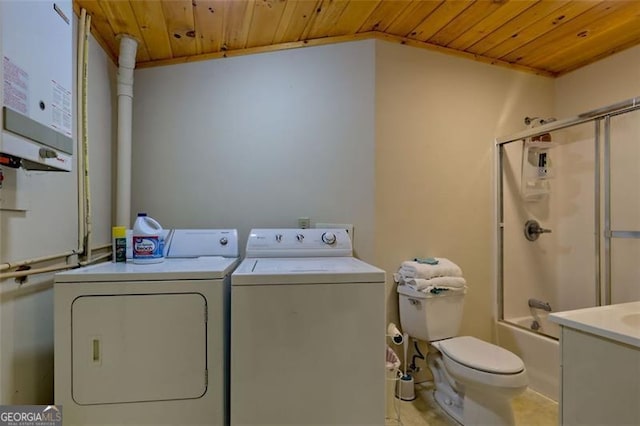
left=507, top=314, right=561, bottom=340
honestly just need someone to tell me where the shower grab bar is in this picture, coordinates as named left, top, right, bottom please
left=608, top=230, right=640, bottom=239
left=528, top=298, right=552, bottom=312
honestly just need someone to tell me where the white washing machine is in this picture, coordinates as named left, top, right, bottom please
left=54, top=229, right=239, bottom=426
left=231, top=228, right=386, bottom=426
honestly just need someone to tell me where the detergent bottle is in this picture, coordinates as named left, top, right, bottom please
left=132, top=213, right=165, bottom=264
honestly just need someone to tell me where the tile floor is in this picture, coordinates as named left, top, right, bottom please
left=386, top=382, right=558, bottom=426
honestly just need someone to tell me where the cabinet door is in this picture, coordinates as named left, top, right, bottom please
left=231, top=282, right=385, bottom=425
left=72, top=293, right=207, bottom=404
left=561, top=328, right=640, bottom=424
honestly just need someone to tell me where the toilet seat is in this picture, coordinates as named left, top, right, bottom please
left=434, top=336, right=524, bottom=374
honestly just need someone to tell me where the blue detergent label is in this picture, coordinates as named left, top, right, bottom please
left=132, top=235, right=164, bottom=259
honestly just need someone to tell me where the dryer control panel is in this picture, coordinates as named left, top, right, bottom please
left=246, top=228, right=352, bottom=258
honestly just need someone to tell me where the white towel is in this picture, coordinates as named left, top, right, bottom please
left=403, top=276, right=467, bottom=292
left=399, top=258, right=462, bottom=280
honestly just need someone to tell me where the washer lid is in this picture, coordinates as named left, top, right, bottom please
left=437, top=336, right=525, bottom=374
left=231, top=257, right=385, bottom=285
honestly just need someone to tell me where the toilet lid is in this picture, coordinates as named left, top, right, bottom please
left=437, top=336, right=525, bottom=374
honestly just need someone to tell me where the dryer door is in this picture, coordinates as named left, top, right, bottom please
left=71, top=292, right=207, bottom=404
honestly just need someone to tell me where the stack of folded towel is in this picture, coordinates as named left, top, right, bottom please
left=394, top=257, right=466, bottom=293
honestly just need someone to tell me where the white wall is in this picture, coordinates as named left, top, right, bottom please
left=0, top=31, right=115, bottom=404
left=131, top=41, right=376, bottom=261
left=374, top=41, right=554, bottom=347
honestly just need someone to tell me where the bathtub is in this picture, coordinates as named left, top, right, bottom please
left=509, top=313, right=561, bottom=340
left=496, top=318, right=559, bottom=401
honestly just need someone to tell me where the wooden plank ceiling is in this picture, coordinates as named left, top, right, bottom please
left=74, top=0, right=640, bottom=77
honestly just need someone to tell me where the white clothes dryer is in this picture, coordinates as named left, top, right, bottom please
left=54, top=229, right=239, bottom=426
left=230, top=228, right=386, bottom=426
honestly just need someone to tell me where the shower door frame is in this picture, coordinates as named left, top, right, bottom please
left=495, top=96, right=640, bottom=329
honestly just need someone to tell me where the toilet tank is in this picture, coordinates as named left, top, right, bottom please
left=397, top=285, right=466, bottom=342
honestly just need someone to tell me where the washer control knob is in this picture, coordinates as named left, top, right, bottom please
left=219, top=237, right=228, bottom=246
left=296, top=234, right=304, bottom=242
left=275, top=234, right=283, bottom=243
left=321, top=232, right=336, bottom=245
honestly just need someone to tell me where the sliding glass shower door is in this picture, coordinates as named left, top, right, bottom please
left=497, top=98, right=640, bottom=340
left=608, top=109, right=640, bottom=304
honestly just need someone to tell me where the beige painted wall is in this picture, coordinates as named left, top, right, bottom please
left=0, top=31, right=115, bottom=403
left=373, top=40, right=554, bottom=348
left=555, top=45, right=640, bottom=116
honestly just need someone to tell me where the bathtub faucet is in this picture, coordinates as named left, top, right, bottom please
left=528, top=298, right=552, bottom=312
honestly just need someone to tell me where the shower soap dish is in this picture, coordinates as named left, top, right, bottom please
left=521, top=139, right=556, bottom=201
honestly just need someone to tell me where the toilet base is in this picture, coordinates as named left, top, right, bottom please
left=463, top=389, right=515, bottom=426
left=427, top=348, right=521, bottom=426
left=433, top=387, right=463, bottom=424
left=428, top=352, right=463, bottom=424
left=432, top=383, right=518, bottom=426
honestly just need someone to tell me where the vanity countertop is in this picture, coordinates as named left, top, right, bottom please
left=549, top=301, right=640, bottom=348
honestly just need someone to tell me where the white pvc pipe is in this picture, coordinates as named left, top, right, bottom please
left=76, top=8, right=88, bottom=255
left=116, top=35, right=138, bottom=227
left=81, top=13, right=92, bottom=261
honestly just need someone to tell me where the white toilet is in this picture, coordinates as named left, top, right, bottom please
left=397, top=285, right=528, bottom=425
